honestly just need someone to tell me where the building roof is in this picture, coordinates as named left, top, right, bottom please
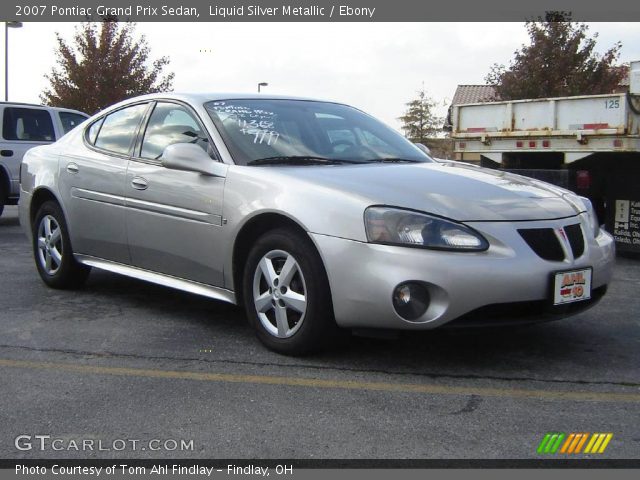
left=451, top=66, right=631, bottom=104
left=450, top=85, right=498, bottom=105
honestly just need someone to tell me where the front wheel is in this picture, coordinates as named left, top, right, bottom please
left=242, top=228, right=342, bottom=355
left=32, top=201, right=91, bottom=289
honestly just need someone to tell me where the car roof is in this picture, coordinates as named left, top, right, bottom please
left=87, top=93, right=356, bottom=121
left=117, top=92, right=343, bottom=105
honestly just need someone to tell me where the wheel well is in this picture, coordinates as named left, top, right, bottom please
left=232, top=213, right=311, bottom=304
left=30, top=188, right=60, bottom=224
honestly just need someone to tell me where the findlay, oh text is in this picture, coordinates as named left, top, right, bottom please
left=16, top=464, right=291, bottom=476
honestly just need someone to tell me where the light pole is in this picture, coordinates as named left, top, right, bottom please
left=258, top=82, right=268, bottom=93
left=5, top=21, right=23, bottom=101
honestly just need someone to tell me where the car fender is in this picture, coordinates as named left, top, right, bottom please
left=221, top=166, right=371, bottom=291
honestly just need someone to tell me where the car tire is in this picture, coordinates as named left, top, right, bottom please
left=32, top=201, right=91, bottom=289
left=242, top=228, right=342, bottom=355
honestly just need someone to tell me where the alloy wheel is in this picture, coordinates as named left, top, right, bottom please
left=252, top=249, right=307, bottom=338
left=37, top=215, right=63, bottom=275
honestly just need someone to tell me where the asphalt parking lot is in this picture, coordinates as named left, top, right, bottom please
left=1, top=204, right=639, bottom=460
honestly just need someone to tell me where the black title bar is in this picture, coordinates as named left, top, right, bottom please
left=3, top=0, right=640, bottom=22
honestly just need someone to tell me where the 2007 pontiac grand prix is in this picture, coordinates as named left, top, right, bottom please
left=19, top=94, right=615, bottom=354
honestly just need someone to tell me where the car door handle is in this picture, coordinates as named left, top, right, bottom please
left=131, top=177, right=148, bottom=190
left=66, top=163, right=79, bottom=174
left=1, top=150, right=13, bottom=157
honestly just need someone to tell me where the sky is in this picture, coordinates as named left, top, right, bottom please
left=3, top=22, right=640, bottom=131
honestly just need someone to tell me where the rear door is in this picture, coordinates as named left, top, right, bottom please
left=57, top=102, right=150, bottom=262
left=124, top=100, right=227, bottom=286
left=1, top=106, right=56, bottom=199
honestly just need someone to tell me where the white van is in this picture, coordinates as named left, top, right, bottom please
left=0, top=102, right=88, bottom=216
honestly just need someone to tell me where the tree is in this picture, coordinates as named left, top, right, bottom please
left=398, top=87, right=443, bottom=143
left=41, top=21, right=174, bottom=114
left=485, top=12, right=624, bottom=100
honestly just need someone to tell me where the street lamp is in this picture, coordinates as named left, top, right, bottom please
left=258, top=82, right=268, bottom=93
left=5, top=21, right=23, bottom=101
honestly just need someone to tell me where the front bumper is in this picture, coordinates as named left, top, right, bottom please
left=311, top=214, right=615, bottom=330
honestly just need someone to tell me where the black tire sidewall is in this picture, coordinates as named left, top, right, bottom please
left=242, top=228, right=337, bottom=355
left=32, top=201, right=88, bottom=289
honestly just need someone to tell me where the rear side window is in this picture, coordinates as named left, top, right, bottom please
left=2, top=107, right=55, bottom=142
left=86, top=118, right=104, bottom=145
left=94, top=103, right=148, bottom=155
left=59, top=111, right=88, bottom=134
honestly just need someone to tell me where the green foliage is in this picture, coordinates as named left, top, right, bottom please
left=41, top=21, right=174, bottom=114
left=398, top=87, right=443, bottom=143
left=486, top=13, right=624, bottom=100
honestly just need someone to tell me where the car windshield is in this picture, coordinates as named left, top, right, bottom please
left=204, top=99, right=433, bottom=166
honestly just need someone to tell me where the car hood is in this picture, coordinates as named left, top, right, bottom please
left=274, top=161, right=583, bottom=222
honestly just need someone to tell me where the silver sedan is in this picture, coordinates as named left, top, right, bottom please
left=19, top=93, right=615, bottom=354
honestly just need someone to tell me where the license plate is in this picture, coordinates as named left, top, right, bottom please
left=553, top=268, right=592, bottom=305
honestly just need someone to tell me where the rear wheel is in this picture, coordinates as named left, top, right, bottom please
left=32, top=201, right=90, bottom=289
left=242, top=228, right=342, bottom=355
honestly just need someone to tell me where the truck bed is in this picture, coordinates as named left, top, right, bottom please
left=452, top=93, right=638, bottom=138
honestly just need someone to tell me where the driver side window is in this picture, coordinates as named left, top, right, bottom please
left=140, top=102, right=210, bottom=160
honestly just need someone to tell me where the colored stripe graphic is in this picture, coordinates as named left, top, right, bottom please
left=540, top=433, right=614, bottom=455
left=538, top=433, right=565, bottom=454
left=549, top=433, right=565, bottom=453
left=598, top=434, right=613, bottom=453
left=568, top=433, right=584, bottom=453
left=537, top=433, right=552, bottom=454
left=584, top=433, right=614, bottom=454
left=560, top=433, right=576, bottom=453
left=575, top=433, right=589, bottom=453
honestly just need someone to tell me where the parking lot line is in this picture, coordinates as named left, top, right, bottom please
left=2, top=357, right=639, bottom=403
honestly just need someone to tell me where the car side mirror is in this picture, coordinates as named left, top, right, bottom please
left=161, top=143, right=227, bottom=177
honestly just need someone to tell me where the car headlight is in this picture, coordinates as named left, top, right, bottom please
left=364, top=206, right=489, bottom=251
left=580, top=196, right=600, bottom=238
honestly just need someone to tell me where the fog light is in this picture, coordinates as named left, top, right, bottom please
left=392, top=282, right=430, bottom=321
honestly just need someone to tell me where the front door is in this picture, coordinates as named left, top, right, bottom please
left=124, top=101, right=227, bottom=286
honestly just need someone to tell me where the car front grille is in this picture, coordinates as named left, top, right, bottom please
left=564, top=223, right=585, bottom=258
left=518, top=223, right=585, bottom=261
left=517, top=228, right=565, bottom=261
